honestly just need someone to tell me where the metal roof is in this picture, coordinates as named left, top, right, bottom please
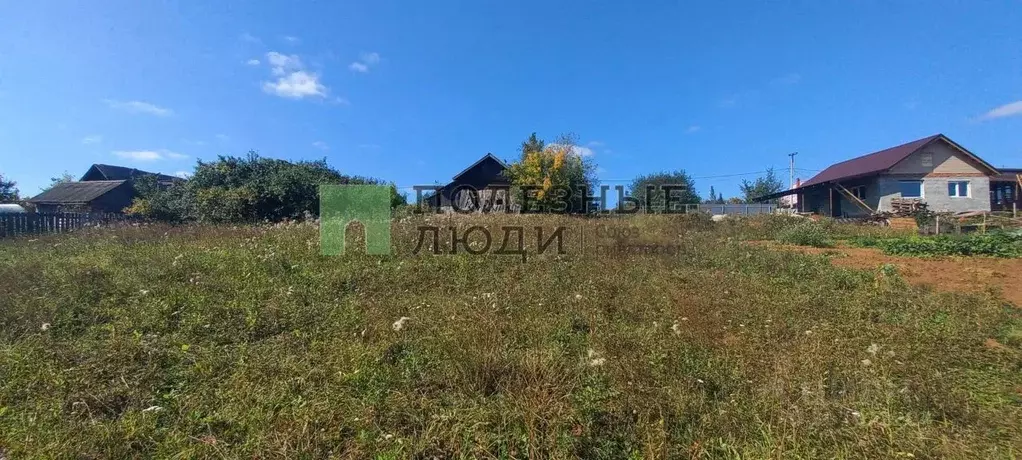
left=27, top=180, right=127, bottom=204
left=82, top=164, right=181, bottom=182
left=451, top=153, right=509, bottom=180
left=993, top=168, right=1022, bottom=183
left=801, top=134, right=998, bottom=187
left=0, top=204, right=26, bottom=214
left=754, top=134, right=1001, bottom=202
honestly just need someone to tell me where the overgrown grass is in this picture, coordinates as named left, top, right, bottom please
left=776, top=220, right=834, bottom=248
left=853, top=231, right=1022, bottom=258
left=1, top=215, right=1020, bottom=458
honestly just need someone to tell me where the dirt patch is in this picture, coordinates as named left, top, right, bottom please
left=757, top=241, right=1022, bottom=306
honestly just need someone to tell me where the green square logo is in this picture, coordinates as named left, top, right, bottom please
left=320, top=185, right=392, bottom=255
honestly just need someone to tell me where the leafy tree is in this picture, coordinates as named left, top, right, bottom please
left=0, top=174, right=19, bottom=201
left=740, top=167, right=785, bottom=203
left=126, top=153, right=402, bottom=222
left=41, top=171, right=76, bottom=192
left=520, top=132, right=545, bottom=155
left=504, top=133, right=598, bottom=213
left=125, top=175, right=194, bottom=222
left=629, top=170, right=700, bottom=212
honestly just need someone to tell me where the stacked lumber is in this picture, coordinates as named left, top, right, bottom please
left=888, top=217, right=918, bottom=231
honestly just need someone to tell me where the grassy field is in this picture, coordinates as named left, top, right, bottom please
left=1, top=215, right=1021, bottom=458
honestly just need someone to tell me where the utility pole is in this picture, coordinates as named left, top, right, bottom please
left=787, top=152, right=799, bottom=189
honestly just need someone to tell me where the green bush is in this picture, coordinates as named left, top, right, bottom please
left=776, top=220, right=834, bottom=248
left=852, top=231, right=1022, bottom=258
left=127, top=153, right=406, bottom=223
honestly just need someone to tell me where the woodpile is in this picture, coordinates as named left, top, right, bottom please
left=889, top=198, right=925, bottom=215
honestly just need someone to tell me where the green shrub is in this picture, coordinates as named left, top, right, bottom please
left=776, top=220, right=834, bottom=248
left=853, top=231, right=1022, bottom=258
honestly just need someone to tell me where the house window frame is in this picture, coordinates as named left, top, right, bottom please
left=849, top=185, right=867, bottom=201
left=947, top=180, right=970, bottom=198
left=897, top=180, right=924, bottom=199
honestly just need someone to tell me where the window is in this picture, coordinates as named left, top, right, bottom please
left=898, top=180, right=923, bottom=198
left=920, top=152, right=933, bottom=167
left=850, top=185, right=867, bottom=200
left=947, top=181, right=969, bottom=198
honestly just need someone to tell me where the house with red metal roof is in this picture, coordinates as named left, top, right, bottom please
left=759, top=134, right=1019, bottom=217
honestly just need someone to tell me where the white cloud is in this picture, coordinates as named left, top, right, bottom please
left=81, top=135, right=103, bottom=144
left=103, top=99, right=173, bottom=116
left=312, top=141, right=329, bottom=150
left=587, top=141, right=605, bottom=147
left=349, top=52, right=381, bottom=73
left=282, top=35, right=300, bottom=44
left=262, top=71, right=327, bottom=99
left=261, top=52, right=328, bottom=99
left=266, top=52, right=303, bottom=75
left=980, top=100, right=1022, bottom=121
left=246, top=59, right=260, bottom=66
left=174, top=171, right=193, bottom=179
left=550, top=143, right=594, bottom=157
left=686, top=125, right=702, bottom=134
left=113, top=150, right=187, bottom=161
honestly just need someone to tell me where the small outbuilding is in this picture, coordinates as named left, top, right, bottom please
left=27, top=180, right=135, bottom=214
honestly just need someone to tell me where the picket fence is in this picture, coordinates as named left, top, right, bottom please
left=0, top=212, right=125, bottom=238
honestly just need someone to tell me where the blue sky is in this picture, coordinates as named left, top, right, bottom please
left=2, top=1, right=1021, bottom=199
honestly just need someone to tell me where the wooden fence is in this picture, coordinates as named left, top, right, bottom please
left=0, top=212, right=125, bottom=238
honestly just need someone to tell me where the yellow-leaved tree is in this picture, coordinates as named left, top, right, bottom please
left=504, top=133, right=598, bottom=213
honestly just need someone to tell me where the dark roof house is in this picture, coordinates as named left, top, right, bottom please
left=427, top=153, right=512, bottom=212
left=27, top=180, right=135, bottom=213
left=81, top=164, right=181, bottom=183
left=27, top=163, right=184, bottom=214
left=760, top=134, right=1012, bottom=216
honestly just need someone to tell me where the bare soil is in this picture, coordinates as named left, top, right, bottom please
left=759, top=241, right=1022, bottom=306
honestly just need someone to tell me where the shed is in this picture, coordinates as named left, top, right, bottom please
left=27, top=180, right=134, bottom=213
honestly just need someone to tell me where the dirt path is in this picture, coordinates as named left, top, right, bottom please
left=758, top=242, right=1022, bottom=306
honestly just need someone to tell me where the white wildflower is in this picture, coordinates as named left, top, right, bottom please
left=866, top=343, right=880, bottom=355
left=392, top=317, right=411, bottom=331
left=40, top=323, right=51, bottom=331
left=681, top=317, right=688, bottom=321
left=139, top=289, right=150, bottom=295
left=696, top=378, right=705, bottom=384
left=586, top=348, right=606, bottom=367
left=574, top=294, right=583, bottom=300
left=805, top=330, right=813, bottom=335
left=671, top=322, right=682, bottom=336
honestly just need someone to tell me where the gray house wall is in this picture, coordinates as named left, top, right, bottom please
left=876, top=175, right=990, bottom=213
left=801, top=138, right=994, bottom=216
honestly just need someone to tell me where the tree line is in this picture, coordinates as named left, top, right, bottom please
left=0, top=133, right=786, bottom=220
